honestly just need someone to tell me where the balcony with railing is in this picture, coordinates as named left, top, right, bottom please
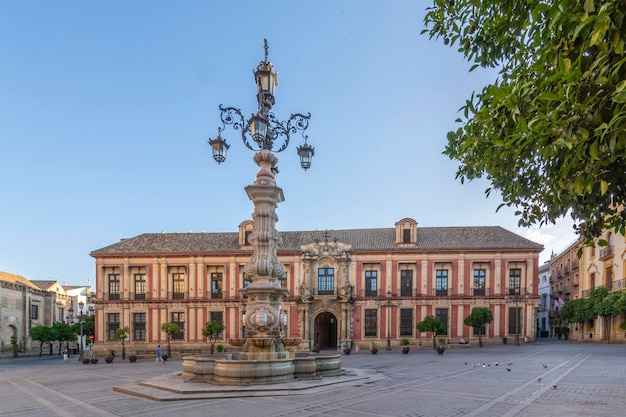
left=599, top=245, right=614, bottom=260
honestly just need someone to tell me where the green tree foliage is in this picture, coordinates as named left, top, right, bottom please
left=30, top=324, right=55, bottom=357
left=161, top=322, right=180, bottom=358
left=51, top=322, right=75, bottom=356
left=423, top=0, right=626, bottom=242
left=560, top=297, right=597, bottom=340
left=114, top=326, right=130, bottom=359
left=593, top=288, right=626, bottom=343
left=202, top=320, right=225, bottom=354
left=463, top=307, right=493, bottom=347
left=416, top=315, right=447, bottom=349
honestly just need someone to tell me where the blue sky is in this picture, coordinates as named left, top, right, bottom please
left=0, top=1, right=577, bottom=286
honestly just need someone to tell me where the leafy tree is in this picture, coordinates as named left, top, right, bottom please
left=161, top=322, right=180, bottom=358
left=30, top=324, right=54, bottom=357
left=416, top=315, right=447, bottom=349
left=560, top=297, right=596, bottom=341
left=423, top=0, right=626, bottom=242
left=463, top=307, right=493, bottom=347
left=114, top=326, right=130, bottom=359
left=51, top=322, right=75, bottom=356
left=202, top=320, right=225, bottom=354
left=594, top=288, right=626, bottom=343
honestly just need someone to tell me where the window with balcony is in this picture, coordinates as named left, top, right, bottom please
left=400, top=269, right=413, bottom=296
left=108, top=274, right=120, bottom=300
left=436, top=269, right=448, bottom=296
left=318, top=267, right=334, bottom=295
left=133, top=313, right=146, bottom=341
left=279, top=267, right=288, bottom=289
left=508, top=269, right=521, bottom=294
left=172, top=272, right=185, bottom=299
left=211, top=272, right=223, bottom=299
left=107, top=313, right=120, bottom=340
left=473, top=269, right=486, bottom=296
left=134, top=274, right=146, bottom=300
left=364, top=309, right=377, bottom=337
left=365, top=269, right=377, bottom=297
left=171, top=312, right=185, bottom=340
left=400, top=308, right=413, bottom=336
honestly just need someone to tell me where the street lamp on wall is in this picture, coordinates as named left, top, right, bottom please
left=379, top=289, right=396, bottom=351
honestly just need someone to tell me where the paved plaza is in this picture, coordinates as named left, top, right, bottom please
left=0, top=339, right=624, bottom=417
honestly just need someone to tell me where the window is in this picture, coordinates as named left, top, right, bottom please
left=365, top=269, right=377, bottom=297
left=400, top=308, right=413, bottom=336
left=403, top=229, right=411, bottom=244
left=509, top=269, right=521, bottom=294
left=171, top=312, right=185, bottom=340
left=134, top=274, right=146, bottom=300
left=108, top=274, right=120, bottom=300
left=244, top=230, right=252, bottom=246
left=133, top=313, right=146, bottom=341
left=508, top=307, right=521, bottom=335
left=30, top=305, right=39, bottom=320
left=364, top=309, right=377, bottom=337
left=400, top=269, right=413, bottom=296
left=279, top=267, right=288, bottom=289
left=435, top=308, right=448, bottom=335
left=436, top=269, right=448, bottom=296
left=605, top=266, right=613, bottom=289
left=318, top=268, right=334, bottom=295
left=211, top=273, right=223, bottom=299
left=58, top=307, right=64, bottom=322
left=210, top=311, right=224, bottom=339
left=172, top=272, right=185, bottom=299
left=473, top=325, right=486, bottom=336
left=107, top=313, right=120, bottom=340
left=473, top=269, right=486, bottom=296
left=590, top=272, right=595, bottom=289
left=242, top=267, right=251, bottom=289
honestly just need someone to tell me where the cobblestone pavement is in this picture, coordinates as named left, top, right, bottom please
left=1, top=339, right=624, bottom=417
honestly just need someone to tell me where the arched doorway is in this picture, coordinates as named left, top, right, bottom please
left=314, top=311, right=337, bottom=350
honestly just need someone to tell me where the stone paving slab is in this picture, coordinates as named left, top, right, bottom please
left=1, top=340, right=626, bottom=416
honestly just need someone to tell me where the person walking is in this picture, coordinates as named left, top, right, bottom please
left=63, top=348, right=68, bottom=363
left=156, top=345, right=163, bottom=363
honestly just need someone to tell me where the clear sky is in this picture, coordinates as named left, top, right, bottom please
left=0, top=1, right=578, bottom=287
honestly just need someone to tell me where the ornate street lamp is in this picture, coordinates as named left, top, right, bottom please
left=505, top=290, right=530, bottom=346
left=208, top=39, right=314, bottom=170
left=207, top=40, right=314, bottom=359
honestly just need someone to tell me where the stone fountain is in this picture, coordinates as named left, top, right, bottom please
left=181, top=40, right=342, bottom=385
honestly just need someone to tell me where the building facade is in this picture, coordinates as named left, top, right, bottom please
left=0, top=272, right=93, bottom=353
left=91, top=218, right=543, bottom=353
left=537, top=262, right=551, bottom=337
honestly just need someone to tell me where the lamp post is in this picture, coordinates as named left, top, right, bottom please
left=207, top=39, right=313, bottom=358
left=69, top=301, right=86, bottom=358
left=505, top=290, right=530, bottom=346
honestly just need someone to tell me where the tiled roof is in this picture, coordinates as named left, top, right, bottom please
left=31, top=280, right=59, bottom=291
left=91, top=226, right=543, bottom=257
left=0, top=271, right=40, bottom=289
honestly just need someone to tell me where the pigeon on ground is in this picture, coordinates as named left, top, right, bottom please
left=506, top=368, right=511, bottom=372
left=552, top=385, right=557, bottom=389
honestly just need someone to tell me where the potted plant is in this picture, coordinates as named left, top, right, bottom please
left=90, top=356, right=99, bottom=364
left=370, top=342, right=378, bottom=354
left=436, top=337, right=446, bottom=354
left=343, top=344, right=352, bottom=355
left=128, top=355, right=138, bottom=363
left=216, top=344, right=224, bottom=353
left=401, top=338, right=410, bottom=354
left=105, top=354, right=114, bottom=363
left=312, top=343, right=320, bottom=353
